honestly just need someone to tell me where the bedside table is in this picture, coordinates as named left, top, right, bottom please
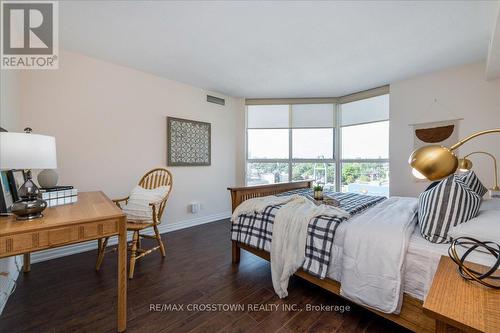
left=423, top=256, right=500, bottom=333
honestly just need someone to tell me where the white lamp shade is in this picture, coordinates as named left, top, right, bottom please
left=0, top=132, right=57, bottom=170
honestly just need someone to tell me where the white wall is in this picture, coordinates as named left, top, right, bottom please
left=1, top=71, right=21, bottom=131
left=0, top=70, right=22, bottom=314
left=20, top=50, right=245, bottom=227
left=390, top=62, right=500, bottom=197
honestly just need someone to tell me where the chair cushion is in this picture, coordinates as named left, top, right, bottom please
left=418, top=174, right=482, bottom=244
left=122, top=185, right=170, bottom=222
left=455, top=170, right=488, bottom=197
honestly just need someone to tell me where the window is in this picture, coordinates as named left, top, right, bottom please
left=247, top=129, right=289, bottom=159
left=246, top=93, right=390, bottom=196
left=292, top=129, right=333, bottom=159
left=292, top=163, right=335, bottom=189
left=246, top=104, right=336, bottom=189
left=246, top=162, right=289, bottom=186
left=340, top=162, right=389, bottom=196
left=340, top=94, right=389, bottom=196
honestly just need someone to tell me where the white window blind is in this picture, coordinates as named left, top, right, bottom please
left=247, top=105, right=289, bottom=128
left=341, top=94, right=389, bottom=126
left=291, top=104, right=334, bottom=128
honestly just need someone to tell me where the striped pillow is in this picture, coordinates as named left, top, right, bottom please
left=455, top=170, right=488, bottom=197
left=418, top=175, right=481, bottom=243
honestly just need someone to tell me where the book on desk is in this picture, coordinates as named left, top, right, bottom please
left=39, top=186, right=78, bottom=207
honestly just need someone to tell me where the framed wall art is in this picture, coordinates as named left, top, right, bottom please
left=167, top=117, right=211, bottom=166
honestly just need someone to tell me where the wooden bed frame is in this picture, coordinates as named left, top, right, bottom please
left=228, top=181, right=435, bottom=333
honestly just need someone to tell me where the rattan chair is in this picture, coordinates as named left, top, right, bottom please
left=96, top=168, right=173, bottom=279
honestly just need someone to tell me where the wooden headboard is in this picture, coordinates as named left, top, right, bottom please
left=227, top=181, right=313, bottom=212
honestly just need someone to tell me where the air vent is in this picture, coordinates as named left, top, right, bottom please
left=207, top=95, right=225, bottom=106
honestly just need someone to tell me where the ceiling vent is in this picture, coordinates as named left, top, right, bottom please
left=207, top=95, right=225, bottom=106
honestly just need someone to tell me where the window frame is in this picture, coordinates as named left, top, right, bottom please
left=338, top=104, right=389, bottom=193
left=245, top=92, right=390, bottom=194
left=246, top=104, right=337, bottom=187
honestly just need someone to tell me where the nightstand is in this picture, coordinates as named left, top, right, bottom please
left=423, top=256, right=500, bottom=333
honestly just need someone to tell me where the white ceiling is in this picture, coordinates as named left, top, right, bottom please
left=486, top=5, right=500, bottom=80
left=60, top=1, right=498, bottom=98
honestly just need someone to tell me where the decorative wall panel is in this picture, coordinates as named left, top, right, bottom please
left=167, top=117, right=211, bottom=166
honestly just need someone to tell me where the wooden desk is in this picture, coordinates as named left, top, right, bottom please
left=423, top=256, right=500, bottom=333
left=0, top=191, right=127, bottom=332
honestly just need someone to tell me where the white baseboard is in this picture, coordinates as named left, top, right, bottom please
left=30, top=211, right=231, bottom=264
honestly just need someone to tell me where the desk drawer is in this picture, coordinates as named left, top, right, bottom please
left=0, top=219, right=119, bottom=256
left=81, top=220, right=118, bottom=238
left=0, top=232, right=49, bottom=254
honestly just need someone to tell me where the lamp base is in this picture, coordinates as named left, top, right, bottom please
left=11, top=198, right=47, bottom=220
left=15, top=212, right=44, bottom=220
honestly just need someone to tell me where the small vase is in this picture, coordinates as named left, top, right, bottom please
left=314, top=190, right=323, bottom=200
left=37, top=169, right=58, bottom=188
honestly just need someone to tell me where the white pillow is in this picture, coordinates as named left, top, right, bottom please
left=480, top=198, right=500, bottom=211
left=122, top=185, right=170, bottom=222
left=448, top=210, right=500, bottom=244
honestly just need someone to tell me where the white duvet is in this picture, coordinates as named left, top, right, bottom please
left=339, top=197, right=418, bottom=313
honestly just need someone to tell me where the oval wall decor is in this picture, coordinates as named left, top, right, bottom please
left=415, top=125, right=455, bottom=143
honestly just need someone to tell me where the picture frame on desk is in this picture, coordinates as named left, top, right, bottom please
left=7, top=169, right=26, bottom=202
left=0, top=171, right=14, bottom=213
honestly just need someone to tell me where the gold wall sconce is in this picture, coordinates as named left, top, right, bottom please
left=409, top=129, right=500, bottom=181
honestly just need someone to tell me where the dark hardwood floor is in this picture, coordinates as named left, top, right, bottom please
left=0, top=220, right=410, bottom=333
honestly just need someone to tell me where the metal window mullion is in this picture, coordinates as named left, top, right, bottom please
left=246, top=126, right=290, bottom=130
left=335, top=103, right=341, bottom=192
left=247, top=159, right=290, bottom=163
left=340, top=159, right=389, bottom=163
left=340, top=119, right=389, bottom=128
left=247, top=126, right=333, bottom=130
left=288, top=104, right=293, bottom=182
left=245, top=106, right=249, bottom=184
left=248, top=159, right=336, bottom=164
left=290, top=159, right=336, bottom=163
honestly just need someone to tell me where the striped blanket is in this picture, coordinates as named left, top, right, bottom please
left=231, top=189, right=386, bottom=278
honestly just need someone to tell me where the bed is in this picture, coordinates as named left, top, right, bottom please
left=227, top=181, right=496, bottom=333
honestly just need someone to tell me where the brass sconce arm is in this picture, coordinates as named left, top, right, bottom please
left=459, top=151, right=499, bottom=191
left=449, top=129, right=500, bottom=151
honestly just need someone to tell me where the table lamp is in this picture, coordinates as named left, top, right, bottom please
left=409, top=129, right=500, bottom=181
left=0, top=128, right=57, bottom=220
left=458, top=151, right=499, bottom=191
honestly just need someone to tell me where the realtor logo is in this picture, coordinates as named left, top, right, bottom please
left=1, top=1, right=58, bottom=69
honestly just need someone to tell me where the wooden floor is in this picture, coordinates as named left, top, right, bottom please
left=0, top=220, right=410, bottom=333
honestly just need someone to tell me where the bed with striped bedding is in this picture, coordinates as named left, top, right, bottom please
left=231, top=189, right=385, bottom=278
